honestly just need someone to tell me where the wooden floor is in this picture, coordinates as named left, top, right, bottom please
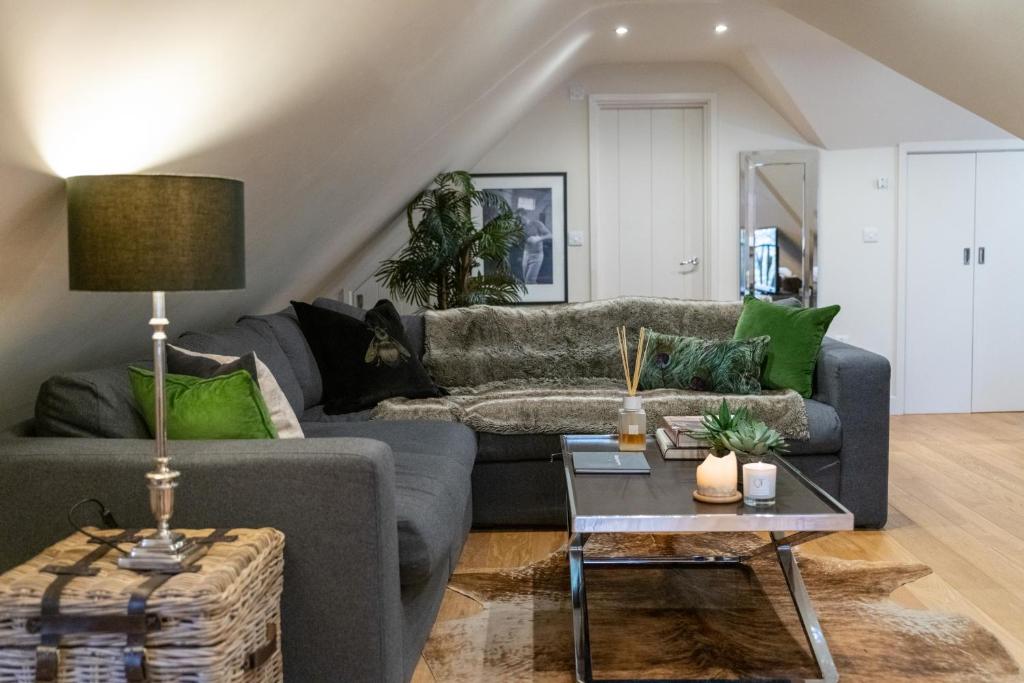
left=413, top=412, right=1024, bottom=681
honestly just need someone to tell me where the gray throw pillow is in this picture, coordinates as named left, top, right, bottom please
left=167, top=346, right=260, bottom=385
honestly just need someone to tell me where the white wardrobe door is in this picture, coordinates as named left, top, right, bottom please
left=972, top=151, right=1024, bottom=412
left=905, top=153, right=976, bottom=414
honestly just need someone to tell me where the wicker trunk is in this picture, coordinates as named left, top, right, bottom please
left=0, top=528, right=284, bottom=683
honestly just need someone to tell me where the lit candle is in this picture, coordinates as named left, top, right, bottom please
left=742, top=462, right=777, bottom=506
left=696, top=452, right=738, bottom=497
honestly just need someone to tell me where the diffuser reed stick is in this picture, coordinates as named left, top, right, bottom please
left=617, top=326, right=650, bottom=395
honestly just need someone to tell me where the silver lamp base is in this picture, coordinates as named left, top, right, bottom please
left=116, top=291, right=207, bottom=574
left=118, top=530, right=206, bottom=572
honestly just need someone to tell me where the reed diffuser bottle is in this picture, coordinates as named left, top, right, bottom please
left=616, top=326, right=650, bottom=451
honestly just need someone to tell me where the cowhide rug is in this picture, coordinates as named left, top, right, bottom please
left=422, top=534, right=1021, bottom=682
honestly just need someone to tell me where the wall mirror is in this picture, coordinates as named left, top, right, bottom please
left=739, top=150, right=819, bottom=306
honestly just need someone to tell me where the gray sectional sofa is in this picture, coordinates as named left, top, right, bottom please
left=0, top=296, right=891, bottom=682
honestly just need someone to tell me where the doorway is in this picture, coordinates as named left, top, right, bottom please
left=588, top=94, right=715, bottom=300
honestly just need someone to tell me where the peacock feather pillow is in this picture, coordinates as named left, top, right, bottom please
left=638, top=332, right=770, bottom=395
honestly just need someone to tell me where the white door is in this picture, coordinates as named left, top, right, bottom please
left=905, top=153, right=976, bottom=414
left=593, top=106, right=705, bottom=299
left=972, top=151, right=1024, bottom=412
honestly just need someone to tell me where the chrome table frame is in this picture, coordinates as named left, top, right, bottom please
left=563, top=436, right=852, bottom=683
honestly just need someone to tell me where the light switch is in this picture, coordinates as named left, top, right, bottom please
left=876, top=177, right=889, bottom=189
left=568, top=230, right=585, bottom=246
left=862, top=227, right=879, bottom=243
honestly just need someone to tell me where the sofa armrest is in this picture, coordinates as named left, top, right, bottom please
left=812, top=338, right=891, bottom=528
left=0, top=437, right=404, bottom=683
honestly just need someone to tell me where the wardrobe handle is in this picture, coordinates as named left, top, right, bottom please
left=963, top=247, right=971, bottom=265
left=978, top=247, right=986, bottom=265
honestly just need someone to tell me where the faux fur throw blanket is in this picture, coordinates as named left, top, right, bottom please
left=384, top=298, right=809, bottom=438
left=423, top=297, right=743, bottom=387
left=373, top=378, right=810, bottom=440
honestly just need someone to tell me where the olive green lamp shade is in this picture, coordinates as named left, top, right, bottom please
left=66, top=174, right=245, bottom=292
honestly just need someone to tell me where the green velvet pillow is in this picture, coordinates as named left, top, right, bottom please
left=638, top=331, right=770, bottom=395
left=733, top=296, right=840, bottom=398
left=129, top=367, right=277, bottom=440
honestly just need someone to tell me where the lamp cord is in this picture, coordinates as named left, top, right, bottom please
left=67, top=498, right=129, bottom=555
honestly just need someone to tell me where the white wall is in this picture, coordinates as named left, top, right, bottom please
left=817, top=146, right=899, bottom=372
left=472, top=62, right=812, bottom=301
left=475, top=71, right=905, bottom=398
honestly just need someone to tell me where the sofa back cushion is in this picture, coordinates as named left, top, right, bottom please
left=34, top=364, right=151, bottom=438
left=423, top=297, right=743, bottom=387
left=175, top=320, right=305, bottom=415
left=241, top=309, right=322, bottom=410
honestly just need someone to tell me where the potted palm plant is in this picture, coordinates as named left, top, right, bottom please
left=375, top=171, right=526, bottom=309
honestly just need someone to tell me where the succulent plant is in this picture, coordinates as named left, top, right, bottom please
left=689, top=399, right=750, bottom=454
left=689, top=399, right=787, bottom=457
left=718, top=421, right=788, bottom=457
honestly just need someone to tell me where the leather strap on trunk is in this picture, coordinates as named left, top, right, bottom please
left=35, top=529, right=139, bottom=682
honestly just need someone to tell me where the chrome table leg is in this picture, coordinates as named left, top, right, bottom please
left=569, top=532, right=592, bottom=683
left=772, top=531, right=839, bottom=683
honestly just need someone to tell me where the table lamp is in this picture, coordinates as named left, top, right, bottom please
left=66, top=174, right=245, bottom=571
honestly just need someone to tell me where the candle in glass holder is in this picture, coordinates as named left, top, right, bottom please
left=742, top=461, right=777, bottom=506
left=695, top=452, right=738, bottom=498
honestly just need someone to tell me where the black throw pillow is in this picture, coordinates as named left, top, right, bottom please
left=291, top=299, right=443, bottom=414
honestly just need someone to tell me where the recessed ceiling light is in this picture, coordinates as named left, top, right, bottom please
left=714, top=23, right=728, bottom=34
left=615, top=26, right=629, bottom=36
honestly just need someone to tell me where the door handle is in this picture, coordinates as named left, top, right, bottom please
left=679, top=257, right=700, bottom=267
left=978, top=247, right=986, bottom=265
left=963, top=248, right=971, bottom=265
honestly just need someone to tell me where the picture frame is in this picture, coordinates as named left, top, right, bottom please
left=471, top=172, right=568, bottom=304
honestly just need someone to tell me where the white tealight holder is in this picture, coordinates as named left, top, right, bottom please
left=742, top=461, right=777, bottom=507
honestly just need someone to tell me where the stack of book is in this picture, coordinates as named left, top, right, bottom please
left=655, top=416, right=710, bottom=460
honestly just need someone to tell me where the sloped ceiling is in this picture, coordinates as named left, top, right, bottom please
left=767, top=0, right=1024, bottom=140
left=0, top=0, right=1015, bottom=424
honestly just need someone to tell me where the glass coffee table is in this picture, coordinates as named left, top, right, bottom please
left=562, top=434, right=854, bottom=683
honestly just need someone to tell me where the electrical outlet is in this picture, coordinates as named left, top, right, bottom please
left=876, top=177, right=889, bottom=190
left=862, top=227, right=879, bottom=243
left=568, top=230, right=585, bottom=246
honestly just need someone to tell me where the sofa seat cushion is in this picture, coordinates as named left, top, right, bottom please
left=788, top=399, right=842, bottom=455
left=303, top=421, right=475, bottom=585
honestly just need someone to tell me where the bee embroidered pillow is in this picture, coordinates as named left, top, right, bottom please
left=291, top=299, right=444, bottom=414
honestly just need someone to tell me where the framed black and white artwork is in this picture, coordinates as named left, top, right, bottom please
left=472, top=172, right=567, bottom=304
